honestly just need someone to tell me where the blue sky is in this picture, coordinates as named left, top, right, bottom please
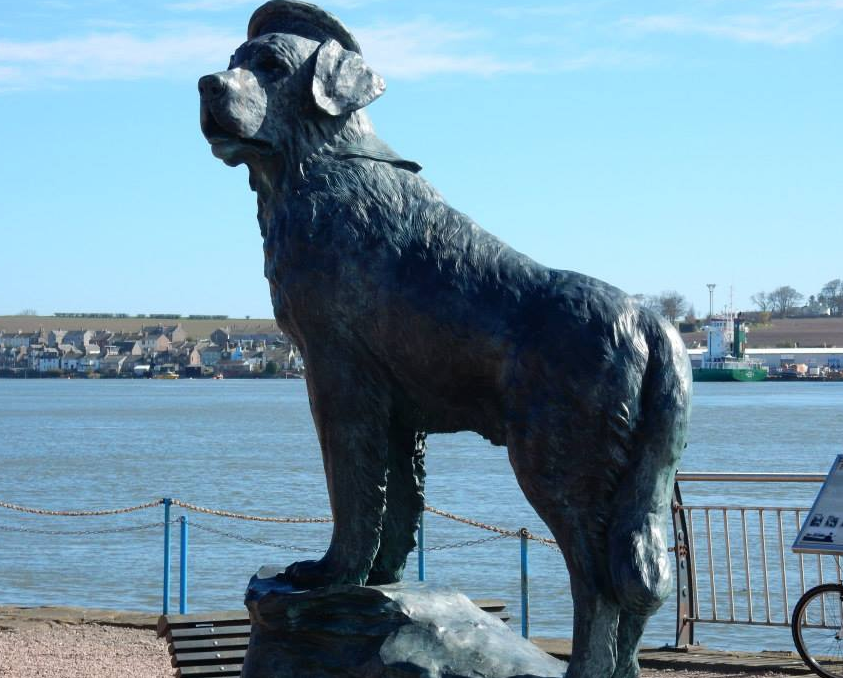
left=1, top=0, right=841, bottom=318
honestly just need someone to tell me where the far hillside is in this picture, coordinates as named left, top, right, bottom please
left=682, top=316, right=843, bottom=348
left=0, top=315, right=278, bottom=340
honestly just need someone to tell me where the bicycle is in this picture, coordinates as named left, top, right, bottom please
left=792, top=583, right=843, bottom=678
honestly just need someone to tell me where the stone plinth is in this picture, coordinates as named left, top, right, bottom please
left=241, top=566, right=566, bottom=678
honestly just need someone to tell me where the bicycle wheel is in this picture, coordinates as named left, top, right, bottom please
left=793, top=583, right=843, bottom=678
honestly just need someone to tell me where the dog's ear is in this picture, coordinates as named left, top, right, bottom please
left=312, top=39, right=385, bottom=116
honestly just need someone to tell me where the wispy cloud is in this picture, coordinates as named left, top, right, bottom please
left=492, top=5, right=591, bottom=20
left=774, top=0, right=843, bottom=9
left=0, top=10, right=655, bottom=92
left=354, top=19, right=534, bottom=79
left=0, top=65, right=21, bottom=84
left=81, top=18, right=148, bottom=30
left=622, top=9, right=839, bottom=46
left=0, top=17, right=533, bottom=90
left=0, top=28, right=239, bottom=90
left=169, top=0, right=381, bottom=10
left=550, top=49, right=657, bottom=71
left=168, top=0, right=259, bottom=10
left=36, top=0, right=75, bottom=9
left=0, top=19, right=532, bottom=90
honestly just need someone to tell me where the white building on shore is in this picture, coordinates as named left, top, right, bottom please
left=688, top=347, right=843, bottom=371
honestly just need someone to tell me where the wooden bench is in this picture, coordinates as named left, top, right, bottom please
left=158, top=599, right=509, bottom=678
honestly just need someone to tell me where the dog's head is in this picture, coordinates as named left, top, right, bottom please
left=199, top=1, right=384, bottom=169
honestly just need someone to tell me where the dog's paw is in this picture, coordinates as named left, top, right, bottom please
left=365, top=568, right=402, bottom=586
left=284, top=557, right=363, bottom=588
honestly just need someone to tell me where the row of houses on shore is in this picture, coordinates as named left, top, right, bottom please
left=0, top=324, right=304, bottom=377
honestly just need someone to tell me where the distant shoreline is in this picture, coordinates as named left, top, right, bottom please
left=0, top=315, right=278, bottom=338
left=0, top=371, right=304, bottom=380
left=4, top=315, right=843, bottom=349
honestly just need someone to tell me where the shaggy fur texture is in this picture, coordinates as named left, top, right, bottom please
left=199, top=4, right=692, bottom=677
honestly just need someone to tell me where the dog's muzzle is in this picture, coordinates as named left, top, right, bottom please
left=198, top=69, right=269, bottom=148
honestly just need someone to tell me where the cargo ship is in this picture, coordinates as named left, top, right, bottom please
left=692, top=314, right=767, bottom=382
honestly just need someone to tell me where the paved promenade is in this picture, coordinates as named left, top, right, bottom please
left=535, top=638, right=810, bottom=676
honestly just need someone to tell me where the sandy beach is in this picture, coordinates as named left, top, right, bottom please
left=0, top=606, right=799, bottom=678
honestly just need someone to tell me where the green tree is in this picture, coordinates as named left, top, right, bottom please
left=265, top=360, right=279, bottom=375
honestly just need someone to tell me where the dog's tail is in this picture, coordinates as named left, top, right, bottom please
left=607, top=312, right=692, bottom=616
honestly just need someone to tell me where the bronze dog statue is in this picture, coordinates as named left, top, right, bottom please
left=199, top=3, right=692, bottom=676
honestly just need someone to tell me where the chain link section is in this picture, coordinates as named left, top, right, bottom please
left=424, top=505, right=520, bottom=537
left=424, top=532, right=511, bottom=551
left=532, top=536, right=562, bottom=551
left=0, top=499, right=164, bottom=516
left=189, top=520, right=322, bottom=552
left=0, top=521, right=166, bottom=536
left=424, top=505, right=557, bottom=546
left=171, top=500, right=332, bottom=523
left=189, top=520, right=511, bottom=553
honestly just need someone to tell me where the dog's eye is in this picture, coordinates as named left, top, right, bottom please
left=256, top=53, right=291, bottom=75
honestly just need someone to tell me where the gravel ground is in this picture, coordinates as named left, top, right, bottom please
left=0, top=622, right=796, bottom=678
left=0, top=625, right=173, bottom=678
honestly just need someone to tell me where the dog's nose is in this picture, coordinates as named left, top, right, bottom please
left=198, top=74, right=227, bottom=101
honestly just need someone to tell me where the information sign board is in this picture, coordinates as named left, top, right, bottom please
left=793, top=454, right=843, bottom=554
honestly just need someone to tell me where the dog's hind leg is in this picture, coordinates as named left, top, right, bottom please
left=506, top=425, right=621, bottom=678
left=612, top=610, right=648, bottom=678
left=550, top=516, right=622, bottom=678
left=367, top=427, right=426, bottom=585
left=609, top=342, right=691, bottom=678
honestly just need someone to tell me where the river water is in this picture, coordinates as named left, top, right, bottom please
left=0, top=379, right=841, bottom=652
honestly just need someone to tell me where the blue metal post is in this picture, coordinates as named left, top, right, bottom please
left=162, top=498, right=172, bottom=615
left=418, top=511, right=426, bottom=582
left=520, top=528, right=530, bottom=638
left=179, top=516, right=188, bottom=614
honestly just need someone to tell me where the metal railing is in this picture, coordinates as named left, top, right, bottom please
left=671, top=472, right=833, bottom=646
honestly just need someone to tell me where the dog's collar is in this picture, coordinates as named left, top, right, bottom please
left=328, top=138, right=422, bottom=173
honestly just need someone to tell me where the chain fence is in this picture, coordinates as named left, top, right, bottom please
left=0, top=497, right=556, bottom=545
left=424, top=505, right=558, bottom=547
left=189, top=520, right=321, bottom=553
left=170, top=500, right=332, bottom=524
left=0, top=495, right=559, bottom=634
left=0, top=521, right=166, bottom=536
left=0, top=499, right=163, bottom=516
left=187, top=518, right=513, bottom=553
left=424, top=532, right=511, bottom=551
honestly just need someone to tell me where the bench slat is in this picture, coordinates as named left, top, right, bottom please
left=176, top=664, right=243, bottom=677
left=170, top=636, right=250, bottom=655
left=167, top=624, right=252, bottom=643
left=158, top=611, right=248, bottom=637
left=173, top=649, right=247, bottom=668
left=473, top=598, right=507, bottom=612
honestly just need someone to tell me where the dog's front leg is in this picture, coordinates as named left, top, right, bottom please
left=284, top=350, right=390, bottom=588
left=366, top=428, right=426, bottom=585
